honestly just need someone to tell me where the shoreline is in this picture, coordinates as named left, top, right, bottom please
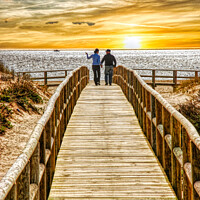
left=0, top=48, right=200, bottom=51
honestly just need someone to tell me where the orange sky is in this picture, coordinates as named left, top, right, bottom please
left=0, top=0, right=199, bottom=49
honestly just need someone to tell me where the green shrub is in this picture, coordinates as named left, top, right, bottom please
left=1, top=79, right=43, bottom=113
left=0, top=104, right=13, bottom=134
left=0, top=72, right=44, bottom=134
left=0, top=94, right=11, bottom=102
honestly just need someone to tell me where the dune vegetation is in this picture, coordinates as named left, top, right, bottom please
left=0, top=61, right=46, bottom=134
left=179, top=90, right=200, bottom=133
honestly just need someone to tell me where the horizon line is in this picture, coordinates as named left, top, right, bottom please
left=0, top=48, right=200, bottom=51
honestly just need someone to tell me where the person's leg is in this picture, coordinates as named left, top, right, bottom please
left=105, top=66, right=108, bottom=85
left=93, top=66, right=97, bottom=85
left=109, top=66, right=113, bottom=85
left=97, top=66, right=100, bottom=84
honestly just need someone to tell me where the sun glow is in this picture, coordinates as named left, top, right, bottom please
left=124, top=36, right=141, bottom=49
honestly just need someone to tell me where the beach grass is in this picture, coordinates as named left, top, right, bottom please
left=0, top=78, right=43, bottom=134
left=179, top=90, right=200, bottom=133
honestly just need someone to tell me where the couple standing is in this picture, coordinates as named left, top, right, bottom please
left=86, top=49, right=117, bottom=86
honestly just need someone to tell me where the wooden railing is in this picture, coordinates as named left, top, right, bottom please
left=17, top=69, right=73, bottom=86
left=113, top=66, right=200, bottom=200
left=132, top=68, right=200, bottom=90
left=0, top=66, right=89, bottom=200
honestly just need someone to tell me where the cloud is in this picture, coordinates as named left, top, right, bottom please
left=72, top=22, right=95, bottom=26
left=0, top=0, right=199, bottom=48
left=113, top=22, right=172, bottom=29
left=46, top=21, right=59, bottom=24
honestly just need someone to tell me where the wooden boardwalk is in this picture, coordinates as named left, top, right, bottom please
left=49, top=82, right=177, bottom=200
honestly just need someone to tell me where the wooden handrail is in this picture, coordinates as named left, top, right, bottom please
left=18, top=69, right=74, bottom=73
left=131, top=67, right=199, bottom=91
left=133, top=68, right=200, bottom=72
left=17, top=69, right=74, bottom=86
left=113, top=66, right=200, bottom=200
left=0, top=66, right=89, bottom=200
left=112, top=67, right=200, bottom=92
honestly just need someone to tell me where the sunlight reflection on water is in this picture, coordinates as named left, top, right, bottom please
left=0, top=50, right=200, bottom=80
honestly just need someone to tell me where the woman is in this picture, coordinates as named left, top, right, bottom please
left=86, top=48, right=101, bottom=86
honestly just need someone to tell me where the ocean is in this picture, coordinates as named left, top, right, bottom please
left=0, top=49, right=200, bottom=80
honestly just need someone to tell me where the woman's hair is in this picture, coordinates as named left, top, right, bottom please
left=94, top=48, right=99, bottom=53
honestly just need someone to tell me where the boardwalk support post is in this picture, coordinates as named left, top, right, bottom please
left=173, top=70, right=177, bottom=92
left=195, top=71, right=199, bottom=82
left=152, top=70, right=156, bottom=89
left=44, top=71, right=47, bottom=86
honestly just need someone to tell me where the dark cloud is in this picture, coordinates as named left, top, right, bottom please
left=72, top=22, right=95, bottom=26
left=46, top=21, right=59, bottom=24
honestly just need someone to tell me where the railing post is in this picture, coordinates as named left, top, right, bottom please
left=126, top=69, right=129, bottom=99
left=130, top=71, right=134, bottom=106
left=171, top=116, right=182, bottom=199
left=78, top=70, right=81, bottom=98
left=195, top=71, right=199, bottom=82
left=44, top=71, right=47, bottom=86
left=138, top=82, right=143, bottom=128
left=146, top=91, right=151, bottom=142
left=173, top=70, right=177, bottom=92
left=142, top=86, right=146, bottom=136
left=17, top=162, right=30, bottom=200
left=22, top=72, right=26, bottom=81
left=64, top=85, right=67, bottom=131
left=132, top=73, right=136, bottom=109
left=162, top=108, right=172, bottom=181
left=7, top=184, right=17, bottom=199
left=45, top=119, right=52, bottom=197
left=40, top=129, right=47, bottom=200
left=192, top=142, right=200, bottom=199
left=152, top=70, right=156, bottom=89
left=151, top=94, right=156, bottom=152
left=66, top=82, right=70, bottom=125
left=30, top=144, right=40, bottom=199
left=65, top=70, right=68, bottom=77
left=155, top=100, right=163, bottom=164
left=182, top=127, right=192, bottom=200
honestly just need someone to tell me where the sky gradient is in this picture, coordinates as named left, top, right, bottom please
left=0, top=0, right=200, bottom=49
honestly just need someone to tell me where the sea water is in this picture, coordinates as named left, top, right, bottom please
left=0, top=50, right=200, bottom=80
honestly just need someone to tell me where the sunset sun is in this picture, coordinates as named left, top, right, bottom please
left=124, top=36, right=141, bottom=49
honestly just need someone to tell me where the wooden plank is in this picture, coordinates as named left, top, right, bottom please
left=49, top=82, right=176, bottom=199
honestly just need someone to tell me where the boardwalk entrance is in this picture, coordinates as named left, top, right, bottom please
left=49, top=82, right=176, bottom=199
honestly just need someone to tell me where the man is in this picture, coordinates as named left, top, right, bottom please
left=101, top=49, right=117, bottom=86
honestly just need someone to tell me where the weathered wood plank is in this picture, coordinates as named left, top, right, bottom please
left=49, top=82, right=176, bottom=199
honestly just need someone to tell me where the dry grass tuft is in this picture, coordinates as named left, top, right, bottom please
left=176, top=78, right=200, bottom=93
left=0, top=61, right=14, bottom=81
left=0, top=61, right=12, bottom=74
left=179, top=91, right=200, bottom=133
left=0, top=79, right=44, bottom=134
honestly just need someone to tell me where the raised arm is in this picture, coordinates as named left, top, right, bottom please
left=87, top=54, right=93, bottom=59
